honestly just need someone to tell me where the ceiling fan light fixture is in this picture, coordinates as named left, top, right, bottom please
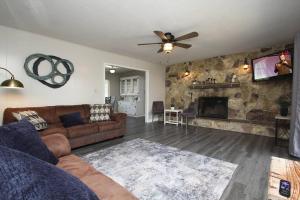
left=163, top=43, right=173, bottom=53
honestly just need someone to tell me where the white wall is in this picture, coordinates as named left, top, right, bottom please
left=0, top=25, right=165, bottom=124
left=105, top=72, right=121, bottom=101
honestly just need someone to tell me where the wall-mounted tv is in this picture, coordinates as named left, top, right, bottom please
left=251, top=49, right=293, bottom=81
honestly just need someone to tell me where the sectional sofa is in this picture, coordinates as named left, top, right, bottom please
left=3, top=104, right=127, bottom=149
left=40, top=133, right=137, bottom=199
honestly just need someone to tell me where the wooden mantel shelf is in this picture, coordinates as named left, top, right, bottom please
left=189, top=82, right=240, bottom=89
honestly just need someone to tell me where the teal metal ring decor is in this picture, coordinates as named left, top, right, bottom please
left=24, top=54, right=74, bottom=88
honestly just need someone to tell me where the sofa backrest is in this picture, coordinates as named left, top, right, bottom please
left=3, top=104, right=91, bottom=125
left=54, top=105, right=90, bottom=123
left=3, top=106, right=57, bottom=124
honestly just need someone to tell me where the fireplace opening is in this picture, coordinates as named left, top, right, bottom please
left=198, top=97, right=228, bottom=119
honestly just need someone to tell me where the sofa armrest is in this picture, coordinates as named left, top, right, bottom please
left=110, top=113, right=127, bottom=122
left=41, top=134, right=71, bottom=158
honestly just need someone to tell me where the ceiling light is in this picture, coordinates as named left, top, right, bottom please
left=163, top=43, right=173, bottom=53
left=109, top=69, right=116, bottom=74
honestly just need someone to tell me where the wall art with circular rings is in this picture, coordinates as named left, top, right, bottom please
left=24, top=54, right=74, bottom=88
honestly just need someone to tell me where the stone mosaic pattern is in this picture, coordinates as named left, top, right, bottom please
left=165, top=44, right=293, bottom=136
left=83, top=138, right=237, bottom=200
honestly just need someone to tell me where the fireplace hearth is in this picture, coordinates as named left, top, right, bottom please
left=198, top=97, right=228, bottom=119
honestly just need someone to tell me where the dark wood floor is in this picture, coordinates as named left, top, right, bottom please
left=74, top=117, right=299, bottom=200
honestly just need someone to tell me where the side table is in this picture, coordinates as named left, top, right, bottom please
left=275, top=115, right=290, bottom=145
left=164, top=109, right=183, bottom=126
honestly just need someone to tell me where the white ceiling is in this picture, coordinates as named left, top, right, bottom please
left=1, top=0, right=300, bottom=65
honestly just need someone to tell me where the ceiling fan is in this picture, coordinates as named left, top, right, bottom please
left=138, top=31, right=198, bottom=53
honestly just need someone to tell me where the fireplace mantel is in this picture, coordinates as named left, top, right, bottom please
left=189, top=82, right=240, bottom=90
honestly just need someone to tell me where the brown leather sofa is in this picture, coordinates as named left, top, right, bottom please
left=3, top=104, right=127, bottom=149
left=42, top=133, right=137, bottom=200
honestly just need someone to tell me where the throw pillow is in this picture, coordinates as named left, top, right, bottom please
left=0, top=119, right=58, bottom=165
left=0, top=145, right=99, bottom=200
left=90, top=104, right=111, bottom=122
left=59, top=112, right=85, bottom=128
left=12, top=110, right=47, bottom=130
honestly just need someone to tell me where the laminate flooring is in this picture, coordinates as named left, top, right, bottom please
left=73, top=117, right=299, bottom=200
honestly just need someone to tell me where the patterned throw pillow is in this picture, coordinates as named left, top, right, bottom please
left=90, top=104, right=111, bottom=122
left=12, top=110, right=48, bottom=131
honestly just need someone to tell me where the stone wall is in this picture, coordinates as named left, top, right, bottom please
left=165, top=43, right=293, bottom=137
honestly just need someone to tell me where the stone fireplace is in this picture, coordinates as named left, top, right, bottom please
left=198, top=97, right=228, bottom=119
left=165, top=43, right=293, bottom=137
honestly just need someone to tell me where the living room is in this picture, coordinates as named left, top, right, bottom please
left=0, top=1, right=300, bottom=200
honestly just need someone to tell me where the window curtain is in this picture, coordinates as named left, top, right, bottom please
left=289, top=33, right=300, bottom=158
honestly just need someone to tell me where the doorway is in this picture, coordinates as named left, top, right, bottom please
left=104, top=64, right=148, bottom=122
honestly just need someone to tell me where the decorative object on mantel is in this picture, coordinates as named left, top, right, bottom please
left=205, top=77, right=216, bottom=84
left=231, top=74, right=239, bottom=83
left=189, top=82, right=240, bottom=90
left=224, top=73, right=239, bottom=83
left=192, top=79, right=198, bottom=85
left=276, top=95, right=291, bottom=116
left=0, top=67, right=24, bottom=89
left=24, top=54, right=74, bottom=89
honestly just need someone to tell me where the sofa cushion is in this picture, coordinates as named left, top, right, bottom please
left=59, top=112, right=85, bottom=128
left=0, top=145, right=99, bottom=200
left=40, top=123, right=68, bottom=137
left=90, top=104, right=111, bottom=122
left=96, top=121, right=122, bottom=132
left=58, top=154, right=137, bottom=200
left=55, top=105, right=89, bottom=123
left=41, top=134, right=71, bottom=158
left=13, top=110, right=48, bottom=130
left=0, top=120, right=58, bottom=165
left=58, top=154, right=95, bottom=179
left=67, top=123, right=99, bottom=139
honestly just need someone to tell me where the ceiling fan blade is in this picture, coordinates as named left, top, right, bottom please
left=154, top=31, right=167, bottom=40
left=157, top=47, right=163, bottom=53
left=174, top=43, right=192, bottom=49
left=175, top=32, right=198, bottom=41
left=138, top=42, right=163, bottom=46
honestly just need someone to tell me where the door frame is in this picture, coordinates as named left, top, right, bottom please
left=104, top=63, right=149, bottom=123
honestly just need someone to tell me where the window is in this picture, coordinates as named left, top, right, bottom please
left=105, top=80, right=110, bottom=97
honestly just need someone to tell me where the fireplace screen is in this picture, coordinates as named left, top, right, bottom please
left=198, top=97, right=228, bottom=119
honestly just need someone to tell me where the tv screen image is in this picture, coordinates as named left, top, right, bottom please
left=252, top=50, right=293, bottom=81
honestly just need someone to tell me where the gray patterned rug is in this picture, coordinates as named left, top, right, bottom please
left=82, top=138, right=237, bottom=200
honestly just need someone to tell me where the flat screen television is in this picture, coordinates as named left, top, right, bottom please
left=251, top=49, right=293, bottom=81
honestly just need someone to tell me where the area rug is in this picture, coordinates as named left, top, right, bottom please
left=82, top=138, right=237, bottom=200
